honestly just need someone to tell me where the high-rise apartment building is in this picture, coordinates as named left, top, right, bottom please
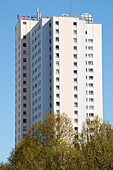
left=15, top=10, right=103, bottom=145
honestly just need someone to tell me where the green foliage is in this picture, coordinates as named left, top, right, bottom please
left=2, top=114, right=113, bottom=170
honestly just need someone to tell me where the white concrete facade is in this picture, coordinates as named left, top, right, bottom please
left=15, top=13, right=103, bottom=144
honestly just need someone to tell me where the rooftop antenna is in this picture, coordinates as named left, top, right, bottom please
left=37, top=8, right=39, bottom=21
left=70, top=0, right=72, bottom=16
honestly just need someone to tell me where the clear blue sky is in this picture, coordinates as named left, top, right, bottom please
left=0, top=0, right=113, bottom=162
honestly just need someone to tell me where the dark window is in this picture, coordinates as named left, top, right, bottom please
left=73, top=22, right=77, bottom=26
left=23, top=96, right=27, bottom=100
left=23, top=126, right=27, bottom=131
left=74, top=127, right=78, bottom=131
left=56, top=37, right=59, bottom=42
left=56, top=102, right=60, bottom=106
left=74, top=111, right=78, bottom=115
left=23, top=50, right=26, bottom=55
left=23, top=58, right=27, bottom=62
left=74, top=46, right=77, bottom=50
left=23, top=73, right=27, bottom=77
left=56, top=21, right=59, bottom=25
left=23, top=43, right=26, bottom=47
left=23, top=81, right=26, bottom=85
left=56, top=45, right=59, bottom=50
left=23, top=88, right=27, bottom=92
left=23, top=66, right=27, bottom=70
left=23, top=104, right=26, bottom=108
left=49, top=39, right=51, bottom=43
left=56, top=53, right=59, bottom=58
left=74, top=70, right=77, bottom=74
left=23, top=35, right=26, bottom=39
left=23, top=119, right=27, bottom=123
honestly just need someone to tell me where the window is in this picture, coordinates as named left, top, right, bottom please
left=23, top=111, right=27, bottom=115
left=23, top=66, right=27, bottom=70
left=88, top=61, right=93, bottom=65
left=23, top=35, right=26, bottom=39
left=74, top=111, right=78, bottom=115
left=85, top=39, right=87, bottom=42
left=74, top=46, right=77, bottom=50
left=56, top=94, right=60, bottom=98
left=49, top=39, right=51, bottom=43
left=89, top=106, right=94, bottom=110
left=23, top=50, right=26, bottom=55
left=74, top=119, right=78, bottom=123
left=88, top=46, right=93, bottom=50
left=89, top=68, right=93, bottom=72
left=56, top=29, right=59, bottom=34
left=56, top=53, right=59, bottom=58
left=73, top=22, right=77, bottom=26
left=74, top=78, right=77, bottom=82
left=74, top=102, right=78, bottom=107
left=23, top=81, right=26, bottom=85
left=89, top=113, right=94, bottom=117
left=23, top=119, right=27, bottom=123
left=23, top=96, right=27, bottom=100
left=56, top=61, right=59, bottom=66
left=23, top=104, right=26, bottom=108
left=74, top=127, right=78, bottom=131
left=56, top=77, right=59, bottom=82
left=74, top=62, right=77, bottom=66
left=56, top=45, right=59, bottom=50
left=56, top=69, right=59, bottom=74
left=74, top=86, right=77, bottom=90
left=56, top=37, right=59, bottom=42
left=23, top=43, right=26, bottom=47
left=23, top=22, right=26, bottom=25
left=56, top=102, right=60, bottom=106
left=88, top=39, right=93, bottom=43
left=85, top=31, right=87, bottom=34
left=23, top=88, right=27, bottom=93
left=23, top=73, right=27, bottom=77
left=56, top=21, right=59, bottom=25
left=89, top=76, right=93, bottom=80
left=73, top=38, right=77, bottom=43
left=88, top=54, right=93, bottom=57
left=23, top=58, right=27, bottom=62
left=56, top=85, right=60, bottom=90
left=23, top=126, right=27, bottom=131
left=73, top=54, right=77, bottom=58
left=56, top=110, right=60, bottom=113
left=74, top=94, right=77, bottom=98
left=73, top=30, right=77, bottom=34
left=89, top=91, right=94, bottom=95
left=89, top=98, right=94, bottom=102
left=74, top=70, right=77, bottom=74
left=89, top=83, right=93, bottom=87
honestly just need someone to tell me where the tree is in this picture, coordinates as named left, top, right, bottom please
left=75, top=116, right=113, bottom=170
left=6, top=114, right=113, bottom=170
left=8, top=113, right=79, bottom=170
